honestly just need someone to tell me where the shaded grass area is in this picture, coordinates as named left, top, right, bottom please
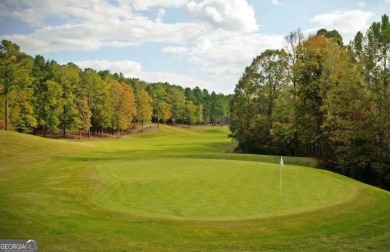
left=0, top=126, right=389, bottom=251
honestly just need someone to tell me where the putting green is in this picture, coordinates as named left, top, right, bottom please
left=93, top=158, right=354, bottom=220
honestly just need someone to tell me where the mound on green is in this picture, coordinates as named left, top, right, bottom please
left=0, top=126, right=389, bottom=251
left=94, top=158, right=353, bottom=220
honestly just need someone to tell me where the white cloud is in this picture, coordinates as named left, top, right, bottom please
left=187, top=33, right=284, bottom=92
left=0, top=0, right=135, bottom=27
left=190, top=33, right=284, bottom=66
left=1, top=0, right=206, bottom=54
left=308, top=10, right=374, bottom=34
left=4, top=23, right=107, bottom=52
left=187, top=0, right=258, bottom=33
left=162, top=46, right=188, bottom=54
left=271, top=0, right=281, bottom=5
left=75, top=60, right=142, bottom=77
left=385, top=0, right=390, bottom=3
left=130, top=0, right=189, bottom=10
left=357, top=2, right=365, bottom=8
left=308, top=10, right=375, bottom=41
left=4, top=17, right=204, bottom=53
left=138, top=71, right=213, bottom=90
left=155, top=8, right=166, bottom=23
left=74, top=59, right=213, bottom=91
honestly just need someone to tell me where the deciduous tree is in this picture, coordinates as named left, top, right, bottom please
left=136, top=89, right=153, bottom=132
left=0, top=40, right=34, bottom=131
left=109, top=82, right=136, bottom=137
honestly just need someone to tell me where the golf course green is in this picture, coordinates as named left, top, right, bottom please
left=1, top=126, right=389, bottom=251
left=94, top=158, right=353, bottom=220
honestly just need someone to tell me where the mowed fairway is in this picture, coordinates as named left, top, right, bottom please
left=0, top=126, right=389, bottom=251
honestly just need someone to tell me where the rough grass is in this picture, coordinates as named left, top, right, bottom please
left=0, top=127, right=389, bottom=251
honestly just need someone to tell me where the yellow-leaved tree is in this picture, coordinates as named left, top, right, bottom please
left=136, top=89, right=153, bottom=132
left=110, top=82, right=136, bottom=138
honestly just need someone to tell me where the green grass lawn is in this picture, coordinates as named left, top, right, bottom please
left=94, top=158, right=353, bottom=221
left=0, top=126, right=389, bottom=251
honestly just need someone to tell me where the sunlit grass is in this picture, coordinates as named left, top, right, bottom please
left=94, top=158, right=353, bottom=220
left=0, top=126, right=389, bottom=251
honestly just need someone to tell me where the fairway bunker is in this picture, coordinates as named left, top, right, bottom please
left=93, top=158, right=354, bottom=221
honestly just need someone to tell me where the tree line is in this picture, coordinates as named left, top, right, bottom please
left=230, top=15, right=390, bottom=190
left=0, top=41, right=230, bottom=138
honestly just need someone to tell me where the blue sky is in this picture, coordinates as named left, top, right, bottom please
left=1, top=0, right=389, bottom=94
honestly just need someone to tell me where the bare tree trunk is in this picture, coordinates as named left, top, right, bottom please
left=157, top=110, right=160, bottom=128
left=4, top=98, right=8, bottom=131
left=4, top=69, right=9, bottom=131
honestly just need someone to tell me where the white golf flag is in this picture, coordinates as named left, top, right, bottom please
left=280, top=156, right=284, bottom=166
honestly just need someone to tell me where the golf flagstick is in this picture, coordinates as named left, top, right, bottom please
left=279, top=156, right=284, bottom=196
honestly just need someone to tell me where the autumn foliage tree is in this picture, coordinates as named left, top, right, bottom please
left=110, top=82, right=136, bottom=138
left=230, top=15, right=390, bottom=189
left=1, top=39, right=230, bottom=138
left=159, top=102, right=172, bottom=124
left=136, top=89, right=153, bottom=132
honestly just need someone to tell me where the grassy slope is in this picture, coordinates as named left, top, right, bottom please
left=0, top=127, right=389, bottom=251
left=0, top=131, right=90, bottom=171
